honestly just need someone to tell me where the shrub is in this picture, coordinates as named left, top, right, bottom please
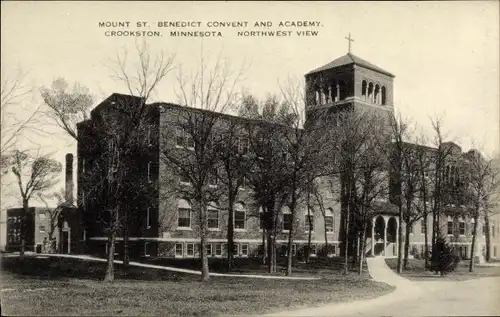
left=428, top=234, right=460, bottom=275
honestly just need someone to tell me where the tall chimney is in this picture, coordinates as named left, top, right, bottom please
left=65, top=153, right=74, bottom=204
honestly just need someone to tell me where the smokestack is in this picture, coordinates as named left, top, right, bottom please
left=65, top=153, right=74, bottom=204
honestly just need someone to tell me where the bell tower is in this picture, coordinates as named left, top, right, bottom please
left=305, top=35, right=395, bottom=123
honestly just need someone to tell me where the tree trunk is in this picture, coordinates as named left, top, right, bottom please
left=484, top=211, right=491, bottom=262
left=286, top=224, right=294, bottom=276
left=262, top=228, right=266, bottom=265
left=397, top=206, right=403, bottom=274
left=104, top=233, right=116, bottom=282
left=199, top=203, right=210, bottom=281
left=123, top=228, right=129, bottom=266
left=404, top=221, right=411, bottom=270
left=469, top=211, right=479, bottom=273
left=343, top=200, right=350, bottom=275
left=20, top=199, right=29, bottom=258
left=358, top=222, right=367, bottom=275
left=423, top=213, right=429, bottom=269
left=306, top=195, right=312, bottom=264
left=227, top=203, right=234, bottom=271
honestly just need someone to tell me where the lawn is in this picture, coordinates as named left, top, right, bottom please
left=385, top=258, right=500, bottom=281
left=141, top=255, right=371, bottom=278
left=1, top=255, right=394, bottom=316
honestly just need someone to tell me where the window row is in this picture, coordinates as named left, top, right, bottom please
left=175, top=127, right=250, bottom=156
left=446, top=216, right=485, bottom=236
left=178, top=200, right=246, bottom=230
left=177, top=199, right=337, bottom=233
left=361, top=80, right=387, bottom=105
left=174, top=242, right=250, bottom=258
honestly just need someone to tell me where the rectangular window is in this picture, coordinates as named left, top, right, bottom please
left=39, top=225, right=46, bottom=233
left=283, top=213, right=292, bottom=231
left=144, top=242, right=151, bottom=257
left=235, top=211, right=246, bottom=230
left=207, top=209, right=219, bottom=229
left=325, top=216, right=334, bottom=232
left=180, top=173, right=190, bottom=184
left=447, top=219, right=453, bottom=235
left=186, top=133, right=194, bottom=149
left=459, top=220, right=465, bottom=235
left=215, top=243, right=222, bottom=256
left=175, top=243, right=183, bottom=257
left=178, top=208, right=191, bottom=228
left=421, top=219, right=426, bottom=234
left=331, top=245, right=337, bottom=256
left=241, top=244, right=248, bottom=256
left=186, top=243, right=194, bottom=257
left=305, top=215, right=314, bottom=232
left=310, top=244, right=317, bottom=256
left=208, top=169, right=218, bottom=186
left=292, top=244, right=296, bottom=256
left=239, top=138, right=249, bottom=155
left=232, top=243, right=239, bottom=256
left=39, top=213, right=46, bottom=221
left=176, top=127, right=184, bottom=146
left=206, top=244, right=212, bottom=256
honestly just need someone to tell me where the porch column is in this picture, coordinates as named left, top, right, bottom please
left=383, top=217, right=387, bottom=256
left=371, top=217, right=375, bottom=256
left=395, top=218, right=399, bottom=257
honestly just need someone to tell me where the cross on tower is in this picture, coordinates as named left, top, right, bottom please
left=345, top=33, right=354, bottom=53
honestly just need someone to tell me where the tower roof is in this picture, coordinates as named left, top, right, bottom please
left=306, top=53, right=394, bottom=77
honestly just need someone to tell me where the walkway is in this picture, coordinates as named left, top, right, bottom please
left=266, top=257, right=421, bottom=317
left=32, top=253, right=320, bottom=281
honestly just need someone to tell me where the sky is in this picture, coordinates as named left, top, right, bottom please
left=1, top=1, right=499, bottom=210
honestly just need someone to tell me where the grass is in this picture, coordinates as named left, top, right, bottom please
left=141, top=256, right=371, bottom=278
left=385, top=258, right=500, bottom=281
left=1, top=255, right=394, bottom=316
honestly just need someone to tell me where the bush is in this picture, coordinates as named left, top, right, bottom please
left=428, top=234, right=460, bottom=275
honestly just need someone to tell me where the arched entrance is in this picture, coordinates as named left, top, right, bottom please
left=374, top=216, right=385, bottom=256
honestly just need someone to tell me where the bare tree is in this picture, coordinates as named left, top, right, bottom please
left=428, top=117, right=457, bottom=267
left=38, top=189, right=66, bottom=242
left=212, top=119, right=248, bottom=270
left=42, top=41, right=174, bottom=281
left=242, top=95, right=291, bottom=274
left=9, top=150, right=61, bottom=257
left=41, top=78, right=93, bottom=141
left=278, top=76, right=329, bottom=276
left=461, top=149, right=499, bottom=272
left=161, top=50, right=245, bottom=281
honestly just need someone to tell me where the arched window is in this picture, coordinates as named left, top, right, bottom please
left=367, top=82, right=374, bottom=103
left=374, top=84, right=380, bottom=104
left=234, top=202, right=246, bottom=230
left=381, top=86, right=387, bottom=105
left=325, top=208, right=334, bottom=232
left=178, top=199, right=191, bottom=229
left=207, top=201, right=219, bottom=230
left=361, top=80, right=367, bottom=100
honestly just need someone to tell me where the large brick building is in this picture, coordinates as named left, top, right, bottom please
left=78, top=52, right=500, bottom=262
